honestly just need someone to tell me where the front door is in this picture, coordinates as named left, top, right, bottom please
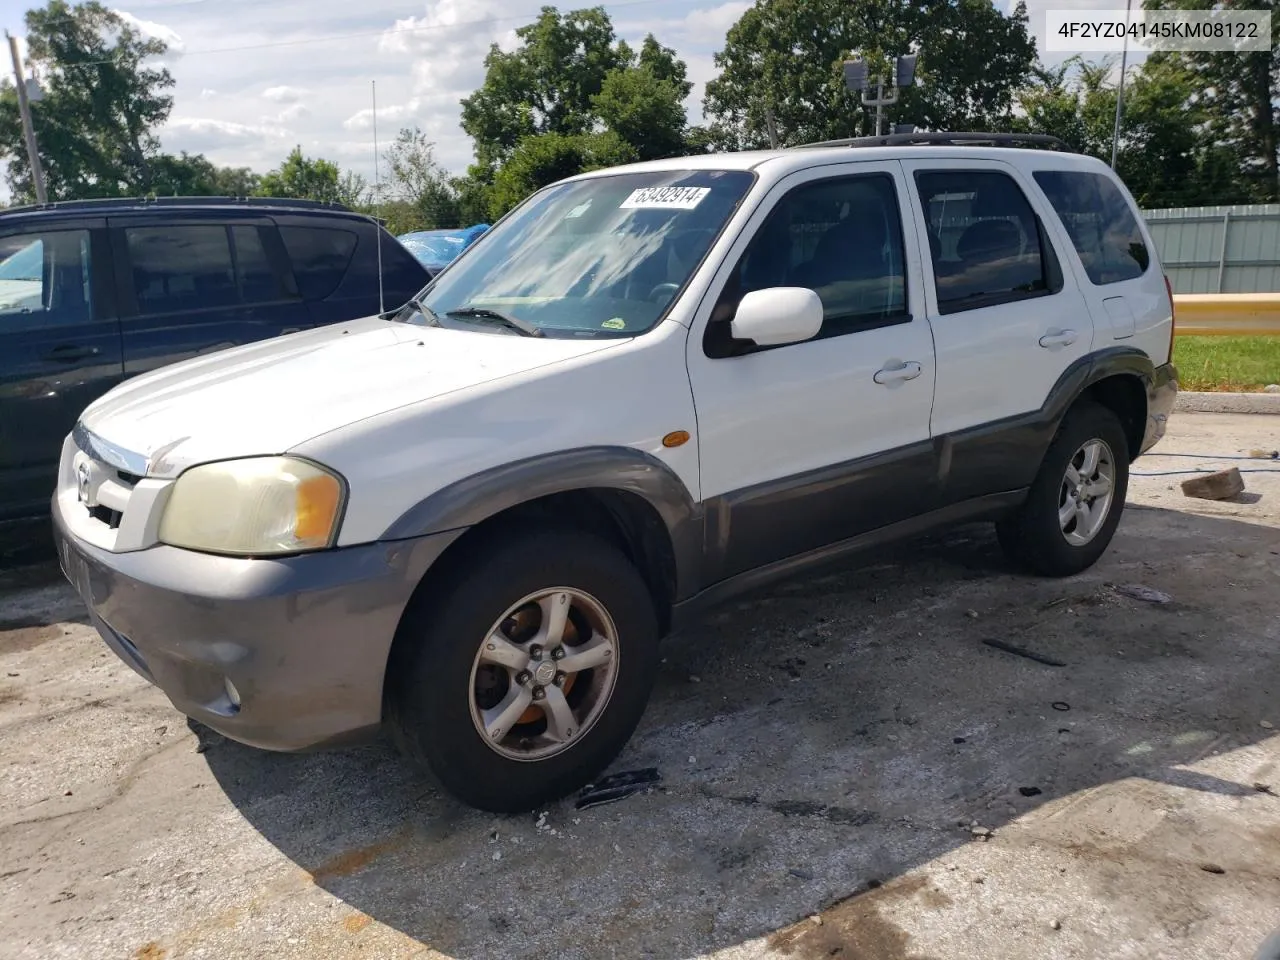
left=686, top=161, right=938, bottom=584
left=0, top=221, right=124, bottom=521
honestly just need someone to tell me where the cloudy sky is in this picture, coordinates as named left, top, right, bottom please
left=0, top=0, right=1126, bottom=185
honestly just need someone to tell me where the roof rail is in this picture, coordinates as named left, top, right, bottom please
left=0, top=195, right=354, bottom=216
left=794, top=131, right=1072, bottom=152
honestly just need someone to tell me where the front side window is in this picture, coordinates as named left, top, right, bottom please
left=0, top=229, right=93, bottom=330
left=410, top=170, right=755, bottom=338
left=707, top=173, right=908, bottom=355
left=126, top=225, right=237, bottom=314
left=916, top=170, right=1059, bottom=314
left=1033, top=170, right=1150, bottom=285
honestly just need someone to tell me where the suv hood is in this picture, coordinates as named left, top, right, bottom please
left=80, top=315, right=621, bottom=477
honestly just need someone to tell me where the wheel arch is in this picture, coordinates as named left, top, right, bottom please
left=379, top=448, right=701, bottom=681
left=1045, top=347, right=1154, bottom=462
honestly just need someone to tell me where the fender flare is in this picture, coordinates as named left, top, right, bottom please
left=379, top=446, right=704, bottom=598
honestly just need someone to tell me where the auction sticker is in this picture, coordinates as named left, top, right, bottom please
left=621, top=186, right=710, bottom=210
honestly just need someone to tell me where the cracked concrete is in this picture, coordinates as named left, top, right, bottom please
left=1, top=411, right=1279, bottom=960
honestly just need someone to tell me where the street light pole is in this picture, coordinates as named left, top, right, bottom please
left=5, top=31, right=47, bottom=203
left=1110, top=0, right=1133, bottom=169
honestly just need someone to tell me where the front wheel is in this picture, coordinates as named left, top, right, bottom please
left=997, top=401, right=1130, bottom=577
left=387, top=526, right=659, bottom=813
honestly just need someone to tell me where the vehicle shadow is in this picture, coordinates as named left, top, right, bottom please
left=200, top=504, right=1280, bottom=959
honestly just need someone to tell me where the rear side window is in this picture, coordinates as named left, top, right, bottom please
left=231, top=226, right=287, bottom=304
left=126, top=225, right=237, bottom=315
left=279, top=226, right=357, bottom=301
left=1033, top=171, right=1150, bottom=285
left=916, top=170, right=1060, bottom=315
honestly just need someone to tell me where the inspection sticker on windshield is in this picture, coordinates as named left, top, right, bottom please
left=620, top=186, right=710, bottom=210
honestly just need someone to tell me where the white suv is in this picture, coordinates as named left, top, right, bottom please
left=52, top=133, right=1178, bottom=812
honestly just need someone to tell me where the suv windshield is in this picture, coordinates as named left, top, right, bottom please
left=406, top=169, right=754, bottom=338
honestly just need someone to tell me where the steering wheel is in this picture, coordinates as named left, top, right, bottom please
left=648, top=282, right=680, bottom=305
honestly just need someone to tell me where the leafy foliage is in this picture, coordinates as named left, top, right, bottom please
left=256, top=146, right=367, bottom=206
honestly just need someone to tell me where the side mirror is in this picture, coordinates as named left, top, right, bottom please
left=729, top=287, right=824, bottom=347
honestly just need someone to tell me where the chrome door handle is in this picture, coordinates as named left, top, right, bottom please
left=873, top=360, right=923, bottom=386
left=1039, top=329, right=1078, bottom=349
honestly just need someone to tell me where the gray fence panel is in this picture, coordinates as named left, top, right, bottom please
left=1141, top=204, right=1280, bottom=294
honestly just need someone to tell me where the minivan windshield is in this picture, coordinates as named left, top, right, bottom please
left=402, top=169, right=754, bottom=338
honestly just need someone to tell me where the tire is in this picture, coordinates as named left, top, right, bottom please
left=996, top=401, right=1130, bottom=577
left=387, top=524, right=659, bottom=813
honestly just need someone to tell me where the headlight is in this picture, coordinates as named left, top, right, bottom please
left=159, top=457, right=345, bottom=556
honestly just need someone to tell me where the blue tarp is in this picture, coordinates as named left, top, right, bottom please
left=398, top=224, right=490, bottom=272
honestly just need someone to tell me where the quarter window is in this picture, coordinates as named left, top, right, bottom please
left=279, top=226, right=358, bottom=301
left=0, top=230, right=93, bottom=330
left=1033, top=170, right=1150, bottom=285
left=126, top=225, right=238, bottom=315
left=916, top=170, right=1060, bottom=315
left=708, top=173, right=908, bottom=354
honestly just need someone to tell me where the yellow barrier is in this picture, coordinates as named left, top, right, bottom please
left=1173, top=293, right=1280, bottom=337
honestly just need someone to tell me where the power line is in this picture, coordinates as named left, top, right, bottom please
left=8, top=0, right=674, bottom=68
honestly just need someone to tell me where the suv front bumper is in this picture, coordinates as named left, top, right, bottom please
left=52, top=498, right=458, bottom=751
left=1140, top=362, right=1178, bottom=455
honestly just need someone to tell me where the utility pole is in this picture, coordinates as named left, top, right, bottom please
left=1110, top=0, right=1133, bottom=169
left=6, top=31, right=47, bottom=204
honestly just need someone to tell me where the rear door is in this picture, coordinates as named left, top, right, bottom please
left=111, top=217, right=309, bottom=375
left=0, top=220, right=124, bottom=520
left=1030, top=167, right=1171, bottom=365
left=901, top=159, right=1095, bottom=502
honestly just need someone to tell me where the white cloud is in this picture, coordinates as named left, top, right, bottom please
left=262, top=85, right=307, bottom=103
left=114, top=10, right=186, bottom=56
left=681, top=1, right=751, bottom=36
left=343, top=98, right=424, bottom=131
left=271, top=103, right=311, bottom=123
left=199, top=88, right=217, bottom=100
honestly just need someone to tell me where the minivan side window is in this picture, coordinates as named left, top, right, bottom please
left=279, top=227, right=358, bottom=301
left=1033, top=170, right=1150, bottom=285
left=0, top=230, right=93, bottom=331
left=915, top=170, right=1061, bottom=315
left=126, top=225, right=238, bottom=315
left=706, top=172, right=908, bottom=356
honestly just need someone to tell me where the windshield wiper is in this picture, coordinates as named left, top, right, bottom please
left=394, top=296, right=442, bottom=326
left=447, top=306, right=544, bottom=338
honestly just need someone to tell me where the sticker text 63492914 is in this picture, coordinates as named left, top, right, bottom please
left=620, top=186, right=711, bottom=210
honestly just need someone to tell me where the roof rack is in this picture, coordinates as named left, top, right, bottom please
left=0, top=195, right=354, bottom=216
left=794, top=131, right=1072, bottom=152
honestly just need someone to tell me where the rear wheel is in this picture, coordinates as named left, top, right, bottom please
left=997, top=401, right=1130, bottom=577
left=387, top=526, right=659, bottom=813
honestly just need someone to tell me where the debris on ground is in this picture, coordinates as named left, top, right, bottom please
left=1050, top=919, right=1063, bottom=931
left=1262, top=720, right=1275, bottom=730
left=1019, top=787, right=1043, bottom=797
left=1181, top=467, right=1246, bottom=501
left=1114, top=584, right=1173, bottom=604
left=1052, top=702, right=1071, bottom=712
left=970, top=826, right=992, bottom=838
left=574, top=768, right=661, bottom=810
left=965, top=609, right=979, bottom=619
left=982, top=638, right=1067, bottom=667
left=1201, top=863, right=1226, bottom=875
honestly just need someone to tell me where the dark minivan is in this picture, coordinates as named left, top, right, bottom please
left=0, top=196, right=429, bottom=525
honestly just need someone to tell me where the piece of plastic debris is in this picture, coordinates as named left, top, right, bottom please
left=1019, top=786, right=1043, bottom=797
left=1052, top=701, right=1071, bottom=712
left=966, top=609, right=979, bottom=619
left=492, top=850, right=502, bottom=862
left=1115, top=584, right=1173, bottom=604
left=1201, top=863, right=1225, bottom=875
left=970, top=826, right=992, bottom=837
left=574, top=768, right=661, bottom=810
left=1262, top=720, right=1275, bottom=730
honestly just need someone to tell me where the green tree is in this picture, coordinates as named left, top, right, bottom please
left=593, top=35, right=692, bottom=161
left=382, top=126, right=462, bottom=228
left=0, top=0, right=175, bottom=200
left=1143, top=0, right=1279, bottom=201
left=146, top=152, right=262, bottom=197
left=487, top=130, right=636, bottom=219
left=460, top=6, right=627, bottom=169
left=704, top=0, right=1038, bottom=148
left=257, top=146, right=361, bottom=205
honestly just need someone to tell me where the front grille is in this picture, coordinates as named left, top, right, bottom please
left=89, top=504, right=123, bottom=529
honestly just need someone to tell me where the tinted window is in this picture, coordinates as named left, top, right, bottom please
left=0, top=230, right=93, bottom=330
left=708, top=173, right=907, bottom=353
left=1034, top=171, right=1150, bottom=285
left=377, top=233, right=430, bottom=309
left=232, top=226, right=286, bottom=303
left=916, top=171, right=1058, bottom=315
left=279, top=226, right=357, bottom=301
left=127, top=225, right=237, bottom=315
